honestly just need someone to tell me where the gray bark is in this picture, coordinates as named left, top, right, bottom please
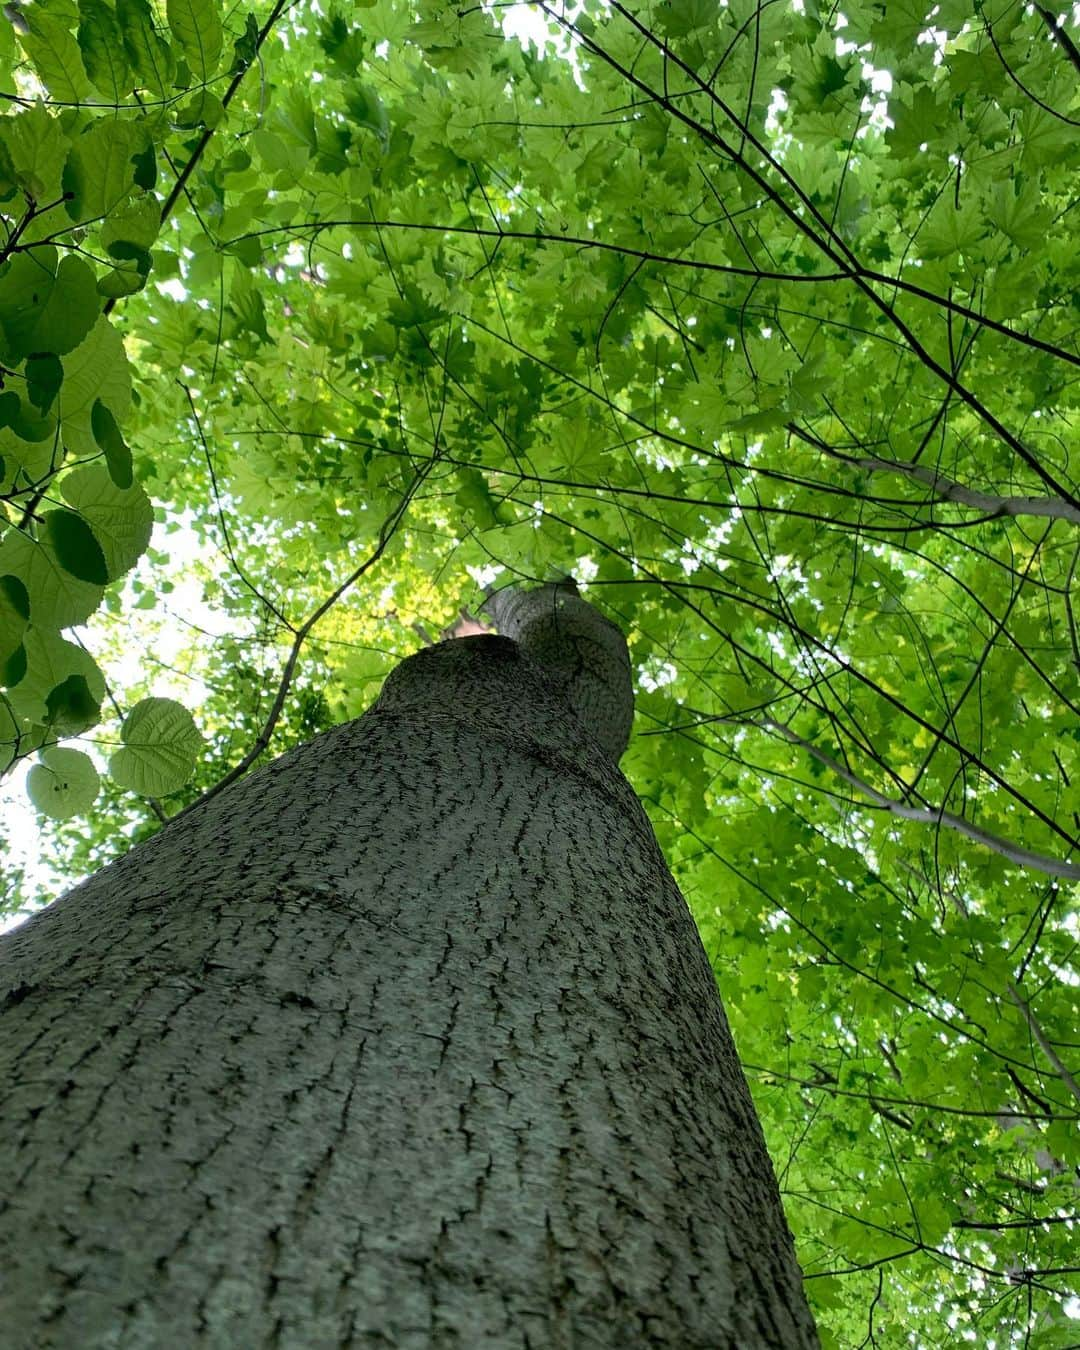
left=0, top=594, right=818, bottom=1349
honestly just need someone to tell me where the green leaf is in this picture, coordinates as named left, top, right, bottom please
left=45, top=672, right=101, bottom=734
left=985, top=180, right=1053, bottom=250
left=884, top=84, right=944, bottom=160
left=97, top=192, right=160, bottom=296
left=110, top=696, right=201, bottom=795
left=0, top=697, right=19, bottom=776
left=0, top=248, right=99, bottom=365
left=6, top=625, right=105, bottom=724
left=42, top=510, right=109, bottom=585
left=102, top=187, right=161, bottom=252
left=654, top=0, right=721, bottom=38
left=919, top=193, right=988, bottom=261
left=27, top=746, right=99, bottom=820
left=0, top=572, right=30, bottom=664
left=166, top=0, right=221, bottom=81
left=0, top=103, right=68, bottom=205
left=25, top=353, right=64, bottom=413
left=60, top=463, right=152, bottom=579
left=63, top=118, right=140, bottom=224
left=230, top=10, right=259, bottom=73
left=0, top=389, right=54, bottom=443
left=726, top=406, right=789, bottom=434
left=224, top=233, right=263, bottom=268
left=90, top=398, right=133, bottom=488
left=98, top=241, right=153, bottom=299
left=454, top=467, right=506, bottom=531
left=116, top=0, right=175, bottom=95
left=0, top=130, right=17, bottom=201
left=0, top=529, right=104, bottom=629
left=2, top=641, right=27, bottom=688
left=174, top=88, right=225, bottom=129
left=58, top=315, right=130, bottom=456
left=19, top=5, right=92, bottom=102
left=131, top=141, right=156, bottom=190
left=78, top=0, right=133, bottom=101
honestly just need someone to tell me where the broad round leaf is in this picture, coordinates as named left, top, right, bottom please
left=78, top=0, right=134, bottom=102
left=25, top=353, right=63, bottom=413
left=166, top=0, right=223, bottom=82
left=110, top=696, right=201, bottom=796
left=27, top=746, right=100, bottom=820
left=0, top=572, right=29, bottom=664
left=61, top=118, right=140, bottom=227
left=42, top=510, right=109, bottom=586
left=58, top=317, right=131, bottom=458
left=2, top=642, right=27, bottom=689
left=6, top=626, right=107, bottom=726
left=45, top=673, right=102, bottom=736
left=0, top=530, right=104, bottom=630
left=60, top=464, right=152, bottom=580
left=0, top=249, right=98, bottom=364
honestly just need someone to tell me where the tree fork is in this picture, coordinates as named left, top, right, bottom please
left=0, top=588, right=818, bottom=1348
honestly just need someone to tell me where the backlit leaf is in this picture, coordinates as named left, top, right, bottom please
left=0, top=573, right=29, bottom=664
left=166, top=0, right=222, bottom=81
left=60, top=463, right=152, bottom=579
left=77, top=0, right=133, bottom=101
left=90, top=399, right=133, bottom=488
left=116, top=0, right=175, bottom=95
left=110, top=696, right=201, bottom=795
left=42, top=510, right=108, bottom=585
left=28, top=746, right=99, bottom=820
left=0, top=249, right=98, bottom=364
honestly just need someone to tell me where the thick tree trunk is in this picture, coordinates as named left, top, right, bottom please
left=0, top=593, right=818, bottom=1348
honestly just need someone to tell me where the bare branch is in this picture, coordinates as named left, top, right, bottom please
left=1007, top=984, right=1080, bottom=1109
left=756, top=718, right=1080, bottom=881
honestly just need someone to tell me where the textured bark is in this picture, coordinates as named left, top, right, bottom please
left=0, top=606, right=818, bottom=1348
left=480, top=580, right=634, bottom=763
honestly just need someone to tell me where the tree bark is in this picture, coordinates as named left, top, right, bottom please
left=0, top=591, right=818, bottom=1348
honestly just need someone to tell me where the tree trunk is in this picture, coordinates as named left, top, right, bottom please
left=0, top=590, right=818, bottom=1349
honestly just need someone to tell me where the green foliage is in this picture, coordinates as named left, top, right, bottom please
left=27, top=744, right=98, bottom=818
left=0, top=249, right=98, bottom=362
left=90, top=399, right=133, bottom=488
left=41, top=508, right=108, bottom=584
left=2, top=0, right=1079, bottom=1341
left=59, top=464, right=153, bottom=579
left=109, top=695, right=201, bottom=795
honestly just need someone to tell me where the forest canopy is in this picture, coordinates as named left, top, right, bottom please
left=1, top=0, right=1078, bottom=1343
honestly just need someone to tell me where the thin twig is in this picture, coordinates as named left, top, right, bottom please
left=741, top=716, right=1080, bottom=881
left=1007, top=983, right=1080, bottom=1109
left=166, top=465, right=431, bottom=822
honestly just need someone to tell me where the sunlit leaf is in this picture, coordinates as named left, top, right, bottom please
left=27, top=746, right=99, bottom=820
left=60, top=463, right=153, bottom=579
left=166, top=0, right=222, bottom=82
left=110, top=696, right=201, bottom=795
left=0, top=249, right=98, bottom=365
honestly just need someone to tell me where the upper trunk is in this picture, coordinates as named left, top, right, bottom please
left=0, top=594, right=818, bottom=1348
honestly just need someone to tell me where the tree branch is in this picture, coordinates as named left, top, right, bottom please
left=790, top=426, right=1080, bottom=523
left=1007, top=983, right=1080, bottom=1109
left=482, top=579, right=634, bottom=763
left=755, top=718, right=1080, bottom=881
